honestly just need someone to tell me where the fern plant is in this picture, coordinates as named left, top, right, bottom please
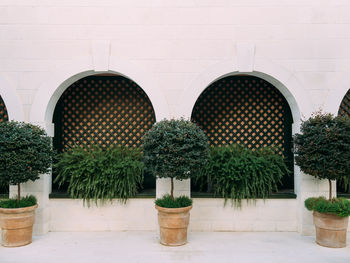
left=54, top=146, right=144, bottom=206
left=197, top=144, right=289, bottom=206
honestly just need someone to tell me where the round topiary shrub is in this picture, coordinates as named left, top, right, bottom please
left=0, top=121, right=54, bottom=204
left=142, top=118, right=209, bottom=203
left=294, top=113, right=350, bottom=200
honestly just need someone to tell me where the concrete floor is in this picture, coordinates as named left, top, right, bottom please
left=0, top=232, right=349, bottom=263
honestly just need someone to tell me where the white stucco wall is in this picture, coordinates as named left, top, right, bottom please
left=0, top=0, right=350, bottom=235
left=1, top=0, right=349, bottom=123
left=48, top=198, right=298, bottom=232
left=49, top=199, right=157, bottom=232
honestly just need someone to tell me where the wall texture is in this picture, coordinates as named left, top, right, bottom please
left=48, top=198, right=298, bottom=232
left=1, top=0, right=349, bottom=121
left=1, top=0, right=350, bottom=235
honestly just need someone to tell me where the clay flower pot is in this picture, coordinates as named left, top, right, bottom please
left=313, top=211, right=349, bottom=248
left=155, top=205, right=192, bottom=246
left=0, top=204, right=38, bottom=247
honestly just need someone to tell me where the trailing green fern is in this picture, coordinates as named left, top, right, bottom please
left=54, top=146, right=144, bottom=206
left=197, top=144, right=289, bottom=206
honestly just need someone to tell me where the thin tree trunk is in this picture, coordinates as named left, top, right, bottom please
left=328, top=179, right=332, bottom=201
left=17, top=183, right=21, bottom=201
left=171, top=178, right=174, bottom=200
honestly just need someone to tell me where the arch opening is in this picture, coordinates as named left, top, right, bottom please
left=0, top=95, right=9, bottom=196
left=0, top=95, right=8, bottom=123
left=191, top=75, right=294, bottom=193
left=337, top=89, right=350, bottom=194
left=338, top=89, right=350, bottom=117
left=52, top=74, right=156, bottom=193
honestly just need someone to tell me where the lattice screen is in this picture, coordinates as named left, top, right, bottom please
left=191, top=76, right=294, bottom=189
left=53, top=75, right=156, bottom=152
left=338, top=89, right=350, bottom=117
left=0, top=96, right=8, bottom=195
left=0, top=95, right=8, bottom=123
left=338, top=89, right=350, bottom=193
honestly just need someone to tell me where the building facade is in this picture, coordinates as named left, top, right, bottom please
left=0, top=0, right=350, bottom=235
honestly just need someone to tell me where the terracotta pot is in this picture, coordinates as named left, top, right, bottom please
left=313, top=211, right=349, bottom=248
left=155, top=205, right=192, bottom=246
left=0, top=204, right=38, bottom=247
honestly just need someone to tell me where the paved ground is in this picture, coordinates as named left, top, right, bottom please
left=0, top=232, right=349, bottom=263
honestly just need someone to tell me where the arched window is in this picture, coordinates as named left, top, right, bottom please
left=338, top=89, right=350, bottom=117
left=0, top=95, right=8, bottom=196
left=0, top=95, right=8, bottom=123
left=52, top=74, right=156, bottom=191
left=191, top=75, right=294, bottom=191
left=338, top=89, right=350, bottom=194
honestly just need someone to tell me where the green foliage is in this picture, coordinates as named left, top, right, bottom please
left=54, top=146, right=144, bottom=206
left=338, top=176, right=349, bottom=192
left=305, top=197, right=350, bottom=217
left=294, top=113, right=350, bottom=182
left=0, top=195, right=37, bottom=208
left=142, top=118, right=210, bottom=181
left=0, top=182, right=8, bottom=195
left=155, top=194, right=192, bottom=208
left=0, top=121, right=54, bottom=186
left=197, top=144, right=289, bottom=206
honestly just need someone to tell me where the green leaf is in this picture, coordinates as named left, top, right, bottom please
left=195, top=144, right=288, bottom=206
left=54, top=145, right=144, bottom=206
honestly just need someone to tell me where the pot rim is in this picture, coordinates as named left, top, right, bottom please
left=313, top=211, right=349, bottom=219
left=0, top=204, right=38, bottom=214
left=155, top=205, right=192, bottom=213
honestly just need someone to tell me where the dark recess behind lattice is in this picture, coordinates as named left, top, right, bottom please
left=191, top=75, right=294, bottom=192
left=0, top=96, right=9, bottom=195
left=52, top=75, right=156, bottom=192
left=338, top=89, right=350, bottom=194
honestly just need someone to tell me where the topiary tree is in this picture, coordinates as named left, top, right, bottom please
left=142, top=118, right=209, bottom=199
left=0, top=121, right=54, bottom=201
left=294, top=113, right=350, bottom=200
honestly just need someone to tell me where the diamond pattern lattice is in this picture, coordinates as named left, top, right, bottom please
left=0, top=96, right=8, bottom=195
left=338, top=89, right=350, bottom=193
left=339, top=89, right=350, bottom=117
left=0, top=96, right=8, bottom=123
left=191, top=76, right=294, bottom=189
left=53, top=75, right=156, bottom=152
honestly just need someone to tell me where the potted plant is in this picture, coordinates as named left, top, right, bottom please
left=0, top=121, right=53, bottom=247
left=142, top=119, right=209, bottom=246
left=294, top=113, right=350, bottom=248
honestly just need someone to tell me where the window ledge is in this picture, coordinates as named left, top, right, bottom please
left=50, top=190, right=296, bottom=199
left=49, top=190, right=156, bottom=199
left=0, top=194, right=9, bottom=199
left=191, top=191, right=296, bottom=199
left=337, top=193, right=350, bottom=199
